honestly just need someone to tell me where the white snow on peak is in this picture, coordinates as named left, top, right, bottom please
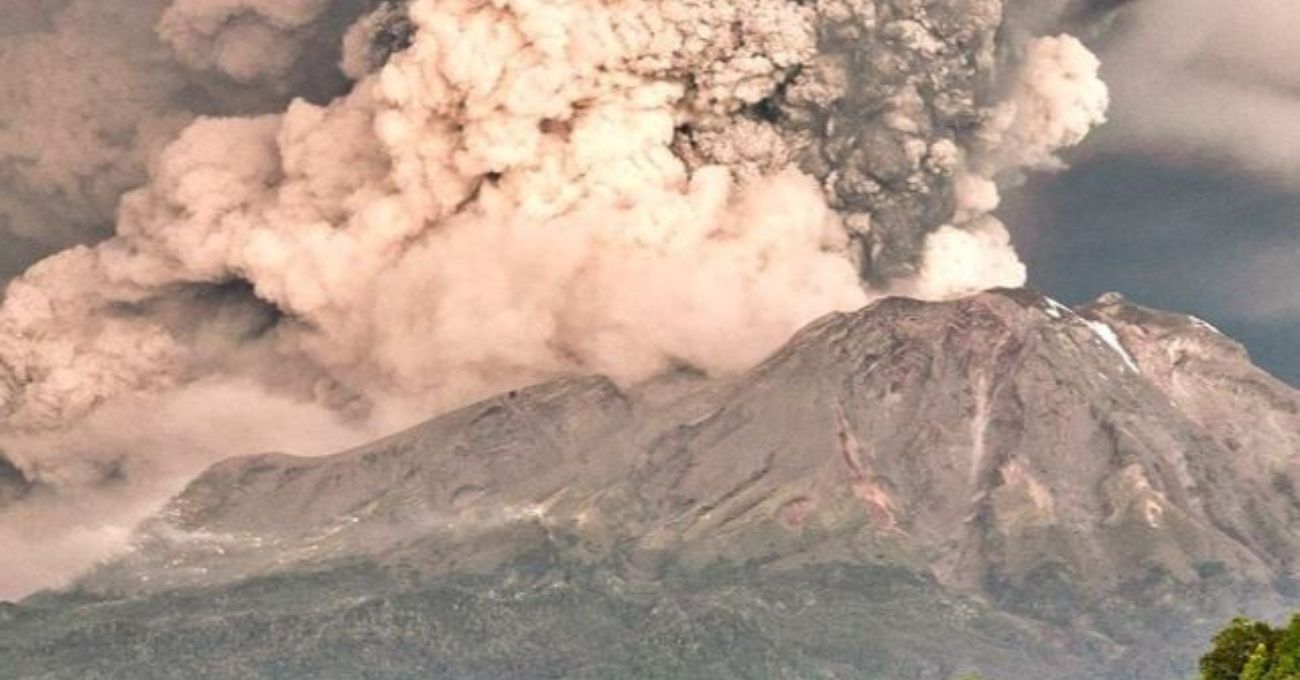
left=1043, top=297, right=1074, bottom=320
left=1188, top=315, right=1224, bottom=336
left=1085, top=320, right=1140, bottom=373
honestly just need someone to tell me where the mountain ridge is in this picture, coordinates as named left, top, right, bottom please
left=4, top=288, right=1298, bottom=679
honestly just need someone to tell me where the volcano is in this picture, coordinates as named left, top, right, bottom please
left=2, top=289, right=1298, bottom=679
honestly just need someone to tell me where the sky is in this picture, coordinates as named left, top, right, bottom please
left=1008, top=155, right=1300, bottom=386
left=1002, top=0, right=1300, bottom=386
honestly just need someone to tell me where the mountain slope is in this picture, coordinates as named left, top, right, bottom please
left=3, top=289, right=1298, bottom=679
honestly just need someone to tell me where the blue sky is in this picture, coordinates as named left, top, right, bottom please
left=1006, top=155, right=1300, bottom=385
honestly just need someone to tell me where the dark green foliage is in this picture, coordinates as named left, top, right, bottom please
left=1200, top=615, right=1300, bottom=680
left=0, top=558, right=1086, bottom=680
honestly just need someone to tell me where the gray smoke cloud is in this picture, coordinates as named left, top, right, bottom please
left=0, top=0, right=191, bottom=256
left=1089, top=0, right=1300, bottom=180
left=0, top=0, right=1108, bottom=597
left=0, top=379, right=387, bottom=600
left=0, top=0, right=377, bottom=275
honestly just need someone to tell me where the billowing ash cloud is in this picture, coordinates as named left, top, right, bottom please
left=0, top=0, right=373, bottom=263
left=0, top=1, right=193, bottom=255
left=0, top=0, right=1106, bottom=596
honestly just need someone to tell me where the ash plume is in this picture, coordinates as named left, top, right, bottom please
left=1091, top=0, right=1300, bottom=181
left=0, top=0, right=376, bottom=266
left=0, top=0, right=1107, bottom=595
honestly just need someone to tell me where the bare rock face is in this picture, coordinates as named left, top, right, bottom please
left=1081, top=293, right=1300, bottom=483
left=5, top=289, right=1299, bottom=679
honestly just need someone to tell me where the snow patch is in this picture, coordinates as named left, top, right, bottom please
left=1188, top=315, right=1224, bottom=336
left=1043, top=297, right=1073, bottom=320
left=1085, top=320, right=1140, bottom=373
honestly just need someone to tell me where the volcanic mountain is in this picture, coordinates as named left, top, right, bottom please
left=2, top=289, right=1297, bottom=679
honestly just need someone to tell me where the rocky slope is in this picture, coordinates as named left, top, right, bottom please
left=2, top=289, right=1297, bottom=679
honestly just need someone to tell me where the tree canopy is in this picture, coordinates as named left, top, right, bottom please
left=1201, top=615, right=1300, bottom=680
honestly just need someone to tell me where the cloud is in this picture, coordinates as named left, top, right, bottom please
left=1093, top=0, right=1300, bottom=180
left=0, top=0, right=370, bottom=281
left=1057, top=0, right=1300, bottom=332
left=0, top=2, right=1109, bottom=438
left=0, top=376, right=390, bottom=599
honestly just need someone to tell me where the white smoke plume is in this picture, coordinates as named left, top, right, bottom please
left=904, top=34, right=1108, bottom=300
left=0, top=0, right=1108, bottom=597
left=1094, top=0, right=1300, bottom=181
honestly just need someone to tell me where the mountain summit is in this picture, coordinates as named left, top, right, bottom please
left=3, top=289, right=1298, bottom=679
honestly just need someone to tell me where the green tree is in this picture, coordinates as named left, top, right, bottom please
left=1199, top=615, right=1300, bottom=680
left=1264, top=616, right=1300, bottom=680
left=1240, top=643, right=1270, bottom=680
left=1202, top=618, right=1279, bottom=680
